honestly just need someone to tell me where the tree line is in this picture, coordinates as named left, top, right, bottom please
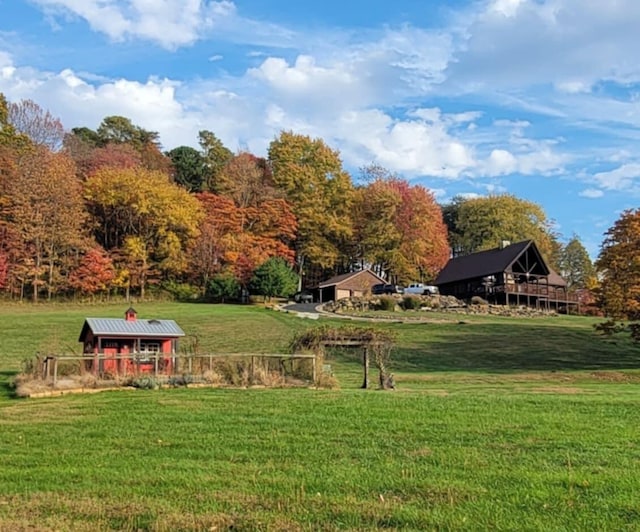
left=0, top=92, right=631, bottom=318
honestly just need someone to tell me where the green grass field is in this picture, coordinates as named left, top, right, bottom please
left=1, top=302, right=640, bottom=530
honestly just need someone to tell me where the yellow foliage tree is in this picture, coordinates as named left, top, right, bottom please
left=85, top=167, right=203, bottom=298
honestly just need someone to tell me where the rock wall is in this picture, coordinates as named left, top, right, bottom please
left=323, top=294, right=556, bottom=317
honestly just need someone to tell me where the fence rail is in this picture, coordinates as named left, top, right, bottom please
left=40, top=352, right=317, bottom=387
left=492, top=284, right=579, bottom=302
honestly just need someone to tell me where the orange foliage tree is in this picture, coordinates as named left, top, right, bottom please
left=190, top=193, right=297, bottom=291
left=2, top=147, right=88, bottom=301
left=354, top=173, right=449, bottom=283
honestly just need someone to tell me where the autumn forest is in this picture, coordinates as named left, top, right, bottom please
left=0, top=93, right=635, bottom=316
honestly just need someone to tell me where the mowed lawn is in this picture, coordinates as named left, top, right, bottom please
left=1, top=302, right=640, bottom=530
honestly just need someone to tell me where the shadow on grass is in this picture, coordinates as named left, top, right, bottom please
left=0, top=371, right=18, bottom=400
left=391, top=322, right=640, bottom=372
left=327, top=321, right=640, bottom=374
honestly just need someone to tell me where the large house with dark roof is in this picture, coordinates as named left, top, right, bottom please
left=434, top=240, right=577, bottom=311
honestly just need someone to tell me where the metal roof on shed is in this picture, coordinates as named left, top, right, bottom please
left=78, top=318, right=185, bottom=342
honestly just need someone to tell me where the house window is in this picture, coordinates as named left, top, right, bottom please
left=140, top=342, right=160, bottom=353
left=138, top=342, right=160, bottom=362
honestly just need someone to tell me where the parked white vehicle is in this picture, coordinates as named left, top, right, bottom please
left=404, top=283, right=439, bottom=295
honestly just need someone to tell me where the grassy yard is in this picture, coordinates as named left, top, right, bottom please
left=1, top=302, right=639, bottom=530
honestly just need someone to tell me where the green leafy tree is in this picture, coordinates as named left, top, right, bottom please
left=443, top=194, right=560, bottom=267
left=69, top=126, right=101, bottom=147
left=198, top=130, right=233, bottom=192
left=96, top=116, right=160, bottom=148
left=249, top=257, right=298, bottom=301
left=558, top=236, right=596, bottom=290
left=167, top=145, right=208, bottom=192
left=596, top=209, right=640, bottom=320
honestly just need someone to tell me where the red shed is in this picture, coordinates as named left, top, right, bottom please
left=78, top=307, right=185, bottom=375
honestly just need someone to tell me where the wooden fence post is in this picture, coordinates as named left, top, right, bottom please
left=52, top=357, right=59, bottom=388
left=361, top=347, right=369, bottom=389
left=312, top=354, right=317, bottom=386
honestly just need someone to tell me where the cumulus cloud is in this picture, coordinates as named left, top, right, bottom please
left=7, top=0, right=630, bottom=186
left=0, top=45, right=571, bottom=181
left=0, top=57, right=193, bottom=148
left=336, top=108, right=476, bottom=178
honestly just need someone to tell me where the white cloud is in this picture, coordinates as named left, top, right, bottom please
left=0, top=46, right=573, bottom=181
left=490, top=0, right=525, bottom=18
left=593, top=163, right=640, bottom=191
left=448, top=0, right=640, bottom=92
left=208, top=54, right=223, bottom=62
left=0, top=58, right=193, bottom=147
left=579, top=188, right=604, bottom=199
left=458, top=192, right=482, bottom=200
left=429, top=188, right=447, bottom=199
left=485, top=149, right=518, bottom=175
left=28, top=0, right=294, bottom=49
left=554, top=80, right=591, bottom=94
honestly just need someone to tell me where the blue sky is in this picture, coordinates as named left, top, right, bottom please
left=2, top=0, right=640, bottom=258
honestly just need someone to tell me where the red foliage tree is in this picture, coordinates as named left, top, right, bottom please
left=84, top=143, right=141, bottom=177
left=68, top=247, right=116, bottom=298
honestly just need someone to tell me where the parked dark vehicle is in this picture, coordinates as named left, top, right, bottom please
left=293, top=291, right=314, bottom=303
left=372, top=283, right=404, bottom=295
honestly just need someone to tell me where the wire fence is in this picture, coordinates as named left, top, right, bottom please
left=34, top=352, right=318, bottom=388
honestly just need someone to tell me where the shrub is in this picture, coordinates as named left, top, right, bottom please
left=206, top=274, right=240, bottom=303
left=168, top=374, right=195, bottom=387
left=376, top=296, right=397, bottom=312
left=161, top=280, right=201, bottom=301
left=401, top=295, right=421, bottom=310
left=130, top=377, right=159, bottom=390
left=471, top=295, right=489, bottom=306
left=249, top=257, right=298, bottom=301
left=422, top=297, right=441, bottom=309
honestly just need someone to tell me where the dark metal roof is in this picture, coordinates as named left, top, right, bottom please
left=318, top=269, right=386, bottom=289
left=78, top=317, right=185, bottom=342
left=435, top=240, right=537, bottom=285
